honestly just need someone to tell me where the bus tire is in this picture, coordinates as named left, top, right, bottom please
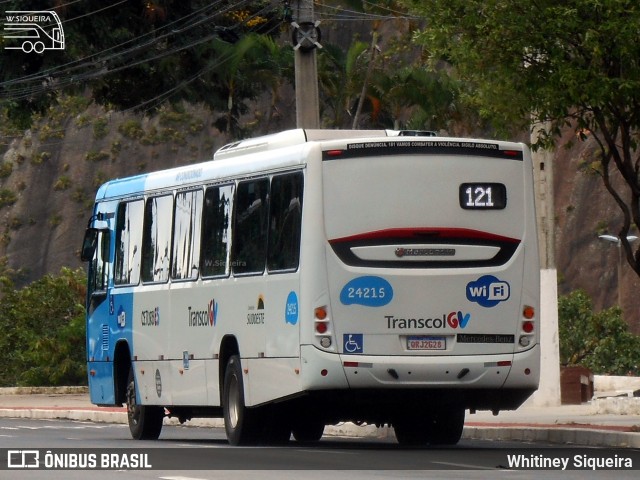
left=427, top=408, right=465, bottom=445
left=394, top=408, right=465, bottom=446
left=292, top=421, right=324, bottom=443
left=393, top=416, right=430, bottom=446
left=126, top=369, right=164, bottom=440
left=223, top=355, right=260, bottom=445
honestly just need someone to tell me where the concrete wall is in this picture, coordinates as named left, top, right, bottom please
left=595, top=375, right=640, bottom=395
left=527, top=269, right=561, bottom=407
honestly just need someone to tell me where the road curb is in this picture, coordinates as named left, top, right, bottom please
left=2, top=406, right=639, bottom=447
left=462, top=425, right=640, bottom=448
left=0, top=386, right=88, bottom=395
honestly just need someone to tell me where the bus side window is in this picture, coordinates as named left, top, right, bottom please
left=114, top=200, right=144, bottom=286
left=201, top=184, right=234, bottom=277
left=171, top=190, right=203, bottom=280
left=141, top=195, right=172, bottom=283
left=268, top=172, right=303, bottom=272
left=233, top=178, right=269, bottom=275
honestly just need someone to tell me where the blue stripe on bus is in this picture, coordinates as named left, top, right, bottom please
left=96, top=173, right=150, bottom=200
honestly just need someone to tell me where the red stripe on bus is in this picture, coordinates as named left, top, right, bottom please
left=329, top=228, right=520, bottom=244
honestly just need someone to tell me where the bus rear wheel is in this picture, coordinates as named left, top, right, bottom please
left=292, top=420, right=324, bottom=443
left=428, top=408, right=465, bottom=445
left=126, top=369, right=164, bottom=440
left=393, top=408, right=465, bottom=446
left=223, top=355, right=261, bottom=445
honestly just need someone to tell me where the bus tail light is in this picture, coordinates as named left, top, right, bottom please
left=518, top=305, right=536, bottom=349
left=314, top=305, right=334, bottom=350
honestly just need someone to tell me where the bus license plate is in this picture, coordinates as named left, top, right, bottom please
left=407, top=336, right=446, bottom=350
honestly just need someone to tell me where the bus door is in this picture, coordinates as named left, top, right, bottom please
left=82, top=206, right=119, bottom=404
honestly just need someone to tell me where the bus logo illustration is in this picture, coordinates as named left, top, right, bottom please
left=141, top=307, right=160, bottom=326
left=188, top=301, right=216, bottom=327
left=340, top=276, right=393, bottom=307
left=3, top=11, right=65, bottom=53
left=117, top=305, right=126, bottom=328
left=285, top=291, right=298, bottom=325
left=7, top=450, right=39, bottom=469
left=208, top=299, right=217, bottom=326
left=466, top=275, right=510, bottom=307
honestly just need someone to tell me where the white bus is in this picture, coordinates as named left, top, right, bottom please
left=81, top=129, right=540, bottom=446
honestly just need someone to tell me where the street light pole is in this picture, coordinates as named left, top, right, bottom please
left=598, top=234, right=639, bottom=307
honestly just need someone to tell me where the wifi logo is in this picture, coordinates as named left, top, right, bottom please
left=466, top=275, right=510, bottom=308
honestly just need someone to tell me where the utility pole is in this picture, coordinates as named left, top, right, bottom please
left=531, top=121, right=561, bottom=407
left=291, top=0, right=320, bottom=128
left=532, top=123, right=556, bottom=270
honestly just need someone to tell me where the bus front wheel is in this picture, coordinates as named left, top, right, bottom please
left=223, top=355, right=260, bottom=445
left=126, top=369, right=164, bottom=440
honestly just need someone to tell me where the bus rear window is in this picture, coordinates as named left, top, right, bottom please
left=268, top=172, right=303, bottom=272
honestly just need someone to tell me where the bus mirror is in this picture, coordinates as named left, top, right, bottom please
left=81, top=228, right=99, bottom=262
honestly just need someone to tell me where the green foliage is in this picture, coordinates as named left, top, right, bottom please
left=53, top=176, right=72, bottom=191
left=405, top=0, right=640, bottom=136
left=92, top=118, right=110, bottom=139
left=0, top=267, right=87, bottom=387
left=0, top=189, right=17, bottom=208
left=404, top=0, right=640, bottom=277
left=558, top=290, right=640, bottom=375
left=0, top=162, right=13, bottom=179
left=118, top=120, right=144, bottom=139
left=85, top=150, right=111, bottom=162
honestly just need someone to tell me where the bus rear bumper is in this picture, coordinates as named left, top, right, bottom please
left=299, top=345, right=539, bottom=414
left=300, top=344, right=539, bottom=391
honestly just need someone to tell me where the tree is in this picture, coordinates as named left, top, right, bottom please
left=317, top=41, right=369, bottom=128
left=403, top=0, right=640, bottom=277
left=558, top=290, right=640, bottom=375
left=0, top=267, right=87, bottom=386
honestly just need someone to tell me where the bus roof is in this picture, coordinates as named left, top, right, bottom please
left=213, top=129, right=389, bottom=161
left=95, top=129, right=525, bottom=202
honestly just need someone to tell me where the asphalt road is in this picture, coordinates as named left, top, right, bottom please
left=0, top=418, right=639, bottom=480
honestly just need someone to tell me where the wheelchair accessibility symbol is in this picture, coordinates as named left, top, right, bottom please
left=343, top=334, right=363, bottom=354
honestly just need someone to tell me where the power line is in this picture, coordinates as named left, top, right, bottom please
left=0, top=4, right=284, bottom=142
left=0, top=0, right=247, bottom=92
left=316, top=2, right=420, bottom=21
left=61, top=0, right=129, bottom=24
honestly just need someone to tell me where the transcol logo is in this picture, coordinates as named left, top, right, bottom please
left=466, top=275, right=510, bottom=308
left=188, top=299, right=217, bottom=327
left=385, top=311, right=470, bottom=329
